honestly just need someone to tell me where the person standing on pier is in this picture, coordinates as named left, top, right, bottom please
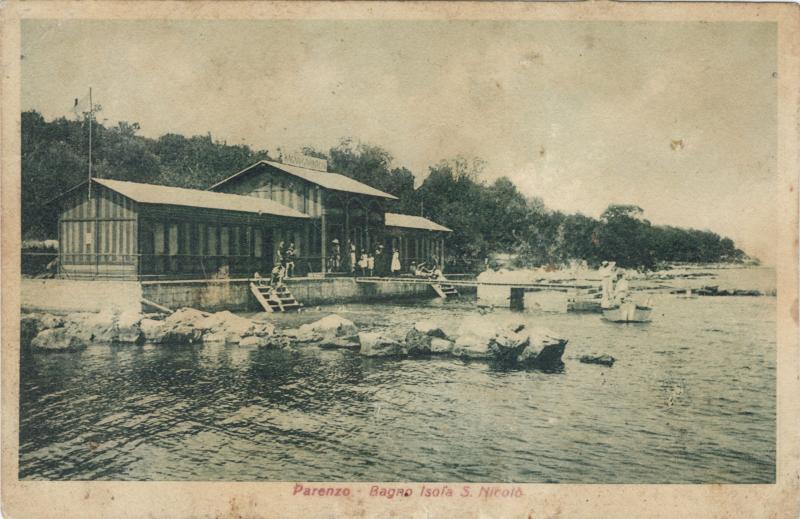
left=275, top=241, right=285, bottom=267
left=331, top=239, right=341, bottom=271
left=391, top=248, right=401, bottom=276
left=348, top=240, right=356, bottom=275
left=367, top=251, right=375, bottom=277
left=285, top=242, right=296, bottom=278
left=373, top=244, right=384, bottom=276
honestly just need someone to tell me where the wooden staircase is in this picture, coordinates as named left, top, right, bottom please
left=250, top=282, right=303, bottom=313
left=431, top=282, right=459, bottom=299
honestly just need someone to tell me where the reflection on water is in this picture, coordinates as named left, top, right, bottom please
left=19, top=271, right=775, bottom=482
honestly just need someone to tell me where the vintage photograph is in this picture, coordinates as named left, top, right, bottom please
left=14, top=14, right=780, bottom=488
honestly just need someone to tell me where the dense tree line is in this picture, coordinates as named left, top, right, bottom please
left=21, top=110, right=748, bottom=269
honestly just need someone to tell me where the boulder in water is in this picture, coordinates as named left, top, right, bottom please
left=517, top=328, right=567, bottom=368
left=579, top=354, right=615, bottom=367
left=452, top=334, right=492, bottom=359
left=239, top=335, right=268, bottom=347
left=195, top=310, right=257, bottom=343
left=319, top=336, right=361, bottom=350
left=139, top=318, right=166, bottom=343
left=160, top=324, right=203, bottom=345
left=30, top=327, right=86, bottom=352
left=430, top=337, right=454, bottom=354
left=202, top=332, right=227, bottom=343
left=358, top=332, right=407, bottom=357
left=67, top=309, right=116, bottom=343
left=488, top=330, right=530, bottom=362
left=283, top=328, right=323, bottom=344
left=299, top=314, right=358, bottom=338
left=404, top=320, right=450, bottom=355
left=113, top=310, right=143, bottom=344
left=164, top=307, right=209, bottom=326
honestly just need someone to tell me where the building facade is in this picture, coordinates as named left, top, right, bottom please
left=54, top=158, right=451, bottom=280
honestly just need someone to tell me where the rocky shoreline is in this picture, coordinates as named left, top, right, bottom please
left=20, top=308, right=568, bottom=369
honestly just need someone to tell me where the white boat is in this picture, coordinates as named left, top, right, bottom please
left=602, top=301, right=653, bottom=323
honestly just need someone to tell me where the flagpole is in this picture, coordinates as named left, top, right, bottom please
left=88, top=87, right=93, bottom=199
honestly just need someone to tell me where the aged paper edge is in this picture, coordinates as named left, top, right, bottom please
left=1, top=2, right=798, bottom=518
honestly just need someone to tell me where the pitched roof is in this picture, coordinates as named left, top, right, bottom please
left=385, top=212, right=452, bottom=232
left=93, top=178, right=309, bottom=219
left=209, top=160, right=398, bottom=200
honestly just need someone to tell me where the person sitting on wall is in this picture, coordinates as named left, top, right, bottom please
left=415, top=262, right=433, bottom=278
left=285, top=242, right=297, bottom=278
left=253, top=271, right=269, bottom=288
left=270, top=262, right=286, bottom=287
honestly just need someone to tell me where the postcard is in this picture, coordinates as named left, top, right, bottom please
left=2, top=1, right=798, bottom=518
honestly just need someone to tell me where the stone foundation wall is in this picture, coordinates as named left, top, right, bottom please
left=23, top=277, right=471, bottom=314
left=22, top=279, right=143, bottom=314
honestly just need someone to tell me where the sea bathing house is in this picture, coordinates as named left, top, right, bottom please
left=33, top=154, right=454, bottom=312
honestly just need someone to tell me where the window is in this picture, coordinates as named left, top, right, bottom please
left=232, top=226, right=241, bottom=255
left=207, top=225, right=217, bottom=255
left=254, top=228, right=263, bottom=258
left=197, top=223, right=206, bottom=255
left=153, top=223, right=165, bottom=254
left=220, top=226, right=230, bottom=256
left=168, top=223, right=179, bottom=256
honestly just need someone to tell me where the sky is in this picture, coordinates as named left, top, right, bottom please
left=21, top=19, right=778, bottom=263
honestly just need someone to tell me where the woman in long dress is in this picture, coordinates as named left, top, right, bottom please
left=390, top=249, right=401, bottom=275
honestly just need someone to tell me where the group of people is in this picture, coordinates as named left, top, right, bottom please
left=254, top=240, right=298, bottom=289
left=599, top=260, right=630, bottom=307
left=328, top=239, right=403, bottom=277
left=410, top=260, right=444, bottom=280
left=256, top=237, right=444, bottom=285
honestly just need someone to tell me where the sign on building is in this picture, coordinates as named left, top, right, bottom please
left=282, top=152, right=328, bottom=172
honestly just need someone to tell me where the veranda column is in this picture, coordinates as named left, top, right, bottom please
left=320, top=190, right=327, bottom=275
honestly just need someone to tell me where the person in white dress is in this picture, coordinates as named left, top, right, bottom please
left=390, top=249, right=401, bottom=276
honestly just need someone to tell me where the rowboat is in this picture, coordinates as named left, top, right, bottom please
left=602, top=301, right=652, bottom=323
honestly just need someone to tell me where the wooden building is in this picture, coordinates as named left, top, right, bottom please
left=54, top=157, right=452, bottom=280
left=56, top=178, right=308, bottom=279
left=210, top=159, right=451, bottom=274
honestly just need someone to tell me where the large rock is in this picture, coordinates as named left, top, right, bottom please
left=160, top=325, right=203, bottom=345
left=358, top=332, right=407, bottom=357
left=21, top=313, right=65, bottom=348
left=163, top=307, right=209, bottom=327
left=113, top=310, right=143, bottom=344
left=30, top=328, right=86, bottom=352
left=195, top=310, right=257, bottom=343
left=283, top=328, right=323, bottom=344
left=517, top=328, right=568, bottom=368
left=65, top=310, right=115, bottom=343
left=260, top=334, right=291, bottom=349
left=488, top=330, right=530, bottom=362
left=139, top=318, right=166, bottom=343
left=430, top=338, right=454, bottom=354
left=319, top=336, right=361, bottom=350
left=298, top=315, right=358, bottom=338
left=404, top=320, right=449, bottom=355
left=579, top=354, right=615, bottom=367
left=239, top=335, right=269, bottom=347
left=452, top=334, right=492, bottom=359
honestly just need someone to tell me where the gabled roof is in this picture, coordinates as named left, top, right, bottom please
left=93, top=178, right=308, bottom=219
left=385, top=212, right=452, bottom=232
left=209, top=160, right=398, bottom=200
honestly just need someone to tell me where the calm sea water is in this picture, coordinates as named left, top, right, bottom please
left=19, top=268, right=776, bottom=482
